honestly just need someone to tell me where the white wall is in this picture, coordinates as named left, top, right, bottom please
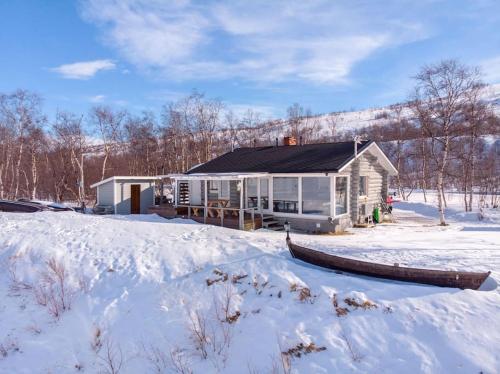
left=97, top=181, right=115, bottom=206
left=114, top=180, right=155, bottom=214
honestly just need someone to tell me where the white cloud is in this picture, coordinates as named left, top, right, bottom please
left=89, top=94, right=106, bottom=103
left=51, top=59, right=116, bottom=79
left=480, top=56, right=500, bottom=83
left=146, top=89, right=189, bottom=103
left=79, top=1, right=428, bottom=84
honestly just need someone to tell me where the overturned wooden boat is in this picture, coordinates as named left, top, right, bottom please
left=287, top=239, right=490, bottom=290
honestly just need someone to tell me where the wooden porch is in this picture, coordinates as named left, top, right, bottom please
left=148, top=203, right=262, bottom=230
left=177, top=205, right=262, bottom=230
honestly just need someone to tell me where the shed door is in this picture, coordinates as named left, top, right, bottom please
left=131, top=184, right=141, bottom=214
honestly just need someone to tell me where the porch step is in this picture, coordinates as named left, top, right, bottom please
left=262, top=219, right=279, bottom=227
left=266, top=225, right=284, bottom=231
left=260, top=214, right=283, bottom=230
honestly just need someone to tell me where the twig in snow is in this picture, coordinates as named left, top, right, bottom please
left=98, top=338, right=124, bottom=374
left=339, top=327, right=363, bottom=363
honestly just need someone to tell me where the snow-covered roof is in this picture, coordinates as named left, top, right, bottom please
left=90, top=176, right=161, bottom=188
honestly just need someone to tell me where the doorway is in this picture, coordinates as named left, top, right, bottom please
left=131, top=184, right=141, bottom=214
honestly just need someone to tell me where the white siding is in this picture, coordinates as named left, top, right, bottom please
left=114, top=180, right=155, bottom=214
left=97, top=180, right=115, bottom=206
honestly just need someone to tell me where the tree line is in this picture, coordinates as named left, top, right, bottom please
left=0, top=60, right=498, bottom=222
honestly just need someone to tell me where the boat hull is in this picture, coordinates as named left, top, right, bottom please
left=287, top=240, right=490, bottom=290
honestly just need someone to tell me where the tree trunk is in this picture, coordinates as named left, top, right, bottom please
left=441, top=188, right=448, bottom=209
left=467, top=132, right=477, bottom=212
left=436, top=172, right=446, bottom=225
left=13, top=142, right=24, bottom=199
left=31, top=151, right=38, bottom=200
left=100, top=146, right=109, bottom=181
left=437, top=137, right=450, bottom=225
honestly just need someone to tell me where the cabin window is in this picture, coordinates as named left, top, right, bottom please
left=219, top=180, right=230, bottom=199
left=302, top=177, right=330, bottom=215
left=335, top=176, right=348, bottom=215
left=246, top=178, right=258, bottom=208
left=273, top=177, right=298, bottom=213
left=359, top=176, right=368, bottom=197
left=209, top=180, right=229, bottom=200
left=260, top=178, right=269, bottom=210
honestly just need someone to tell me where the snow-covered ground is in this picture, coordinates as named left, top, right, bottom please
left=0, top=193, right=499, bottom=373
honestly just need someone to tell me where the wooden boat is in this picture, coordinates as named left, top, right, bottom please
left=0, top=199, right=74, bottom=213
left=0, top=200, right=47, bottom=213
left=287, top=239, right=490, bottom=290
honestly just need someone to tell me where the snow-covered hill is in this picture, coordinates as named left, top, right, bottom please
left=1, top=193, right=499, bottom=373
left=311, top=83, right=500, bottom=136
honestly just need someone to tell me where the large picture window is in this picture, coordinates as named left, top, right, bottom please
left=335, top=177, right=348, bottom=215
left=273, top=177, right=298, bottom=213
left=302, top=177, right=330, bottom=215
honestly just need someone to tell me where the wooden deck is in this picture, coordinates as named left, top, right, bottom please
left=147, top=204, right=176, bottom=218
left=147, top=204, right=262, bottom=230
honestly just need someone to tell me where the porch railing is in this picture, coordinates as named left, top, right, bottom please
left=175, top=205, right=262, bottom=230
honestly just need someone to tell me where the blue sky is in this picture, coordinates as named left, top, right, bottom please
left=1, top=0, right=500, bottom=120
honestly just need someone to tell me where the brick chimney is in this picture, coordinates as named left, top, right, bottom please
left=283, top=136, right=297, bottom=146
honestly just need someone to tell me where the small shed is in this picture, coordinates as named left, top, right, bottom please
left=90, top=176, right=158, bottom=214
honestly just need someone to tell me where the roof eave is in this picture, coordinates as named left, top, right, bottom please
left=337, top=142, right=398, bottom=175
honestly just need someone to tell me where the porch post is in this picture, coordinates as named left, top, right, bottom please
left=174, top=179, right=178, bottom=206
left=239, top=179, right=244, bottom=230
left=204, top=179, right=208, bottom=224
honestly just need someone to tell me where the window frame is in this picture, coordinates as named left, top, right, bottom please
left=245, top=178, right=258, bottom=208
left=218, top=180, right=230, bottom=200
left=334, top=175, right=350, bottom=217
left=301, top=176, right=331, bottom=216
left=267, top=174, right=350, bottom=219
left=272, top=176, right=299, bottom=214
left=359, top=175, right=368, bottom=198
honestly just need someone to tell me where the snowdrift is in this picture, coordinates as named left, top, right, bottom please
left=0, top=203, right=499, bottom=373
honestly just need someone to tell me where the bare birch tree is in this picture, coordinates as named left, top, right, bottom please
left=411, top=60, right=483, bottom=225
left=89, top=106, right=125, bottom=181
left=53, top=112, right=88, bottom=204
left=0, top=90, right=45, bottom=199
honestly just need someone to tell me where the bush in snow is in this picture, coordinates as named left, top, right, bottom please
left=289, top=283, right=316, bottom=303
left=214, top=284, right=241, bottom=324
left=33, top=258, right=75, bottom=318
left=97, top=338, right=124, bottom=374
left=340, top=327, right=363, bottom=363
left=0, top=336, right=20, bottom=359
left=7, top=255, right=33, bottom=293
left=187, top=307, right=232, bottom=368
left=143, top=344, right=193, bottom=374
left=8, top=255, right=77, bottom=319
left=186, top=284, right=243, bottom=370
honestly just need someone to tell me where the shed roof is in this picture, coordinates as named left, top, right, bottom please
left=90, top=176, right=160, bottom=189
left=186, top=140, right=396, bottom=175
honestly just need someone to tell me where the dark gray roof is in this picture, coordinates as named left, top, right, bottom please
left=186, top=140, right=373, bottom=174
